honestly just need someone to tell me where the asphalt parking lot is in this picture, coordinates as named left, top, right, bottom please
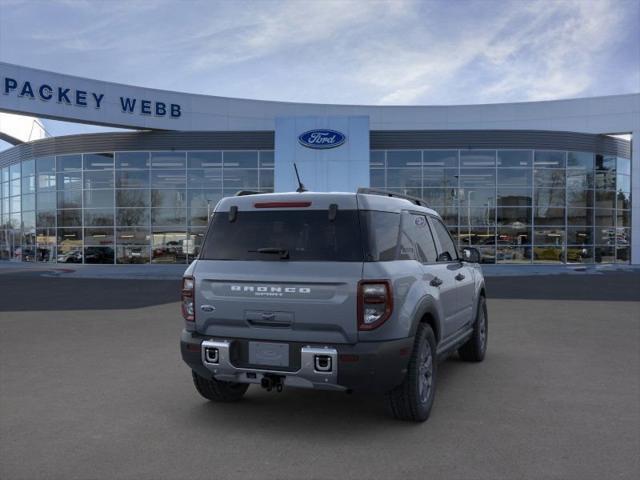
left=0, top=271, right=639, bottom=480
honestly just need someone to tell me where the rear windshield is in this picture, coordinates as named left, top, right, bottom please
left=200, top=210, right=364, bottom=261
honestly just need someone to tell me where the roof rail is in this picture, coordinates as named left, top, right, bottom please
left=357, top=187, right=429, bottom=208
left=234, top=190, right=262, bottom=196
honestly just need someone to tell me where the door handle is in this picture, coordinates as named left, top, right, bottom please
left=430, top=277, right=443, bottom=287
left=455, top=273, right=465, bottom=281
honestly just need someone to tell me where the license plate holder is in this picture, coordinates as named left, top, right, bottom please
left=248, top=341, right=289, bottom=368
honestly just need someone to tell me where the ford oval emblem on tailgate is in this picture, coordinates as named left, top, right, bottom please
left=298, top=129, right=346, bottom=149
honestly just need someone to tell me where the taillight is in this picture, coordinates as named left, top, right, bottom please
left=357, top=280, right=393, bottom=330
left=182, top=276, right=195, bottom=323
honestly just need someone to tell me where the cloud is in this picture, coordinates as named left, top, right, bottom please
left=0, top=0, right=637, bottom=107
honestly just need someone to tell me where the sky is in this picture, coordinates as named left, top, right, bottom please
left=0, top=0, right=639, bottom=143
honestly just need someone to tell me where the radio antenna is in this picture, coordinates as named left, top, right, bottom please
left=293, top=163, right=307, bottom=193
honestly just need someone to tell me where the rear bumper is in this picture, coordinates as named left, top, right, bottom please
left=180, top=330, right=413, bottom=393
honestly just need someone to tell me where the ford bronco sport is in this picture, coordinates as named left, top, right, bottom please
left=180, top=188, right=487, bottom=422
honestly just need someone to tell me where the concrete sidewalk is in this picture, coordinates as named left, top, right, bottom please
left=2, top=259, right=638, bottom=280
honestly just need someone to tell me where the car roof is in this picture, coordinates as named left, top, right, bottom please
left=215, top=191, right=440, bottom=217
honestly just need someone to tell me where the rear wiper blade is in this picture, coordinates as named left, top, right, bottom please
left=249, top=247, right=290, bottom=259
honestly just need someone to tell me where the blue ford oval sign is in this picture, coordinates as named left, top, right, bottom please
left=298, top=129, right=346, bottom=149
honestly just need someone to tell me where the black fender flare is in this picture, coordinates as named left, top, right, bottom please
left=408, top=295, right=442, bottom=344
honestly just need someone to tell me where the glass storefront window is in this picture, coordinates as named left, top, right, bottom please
left=117, top=189, right=150, bottom=208
left=567, top=227, right=593, bottom=245
left=423, top=168, right=458, bottom=188
left=616, top=157, right=631, bottom=176
left=187, top=168, right=222, bottom=189
left=566, top=188, right=593, bottom=208
left=151, top=189, right=186, bottom=208
left=150, top=152, right=186, bottom=169
left=187, top=151, right=222, bottom=169
left=22, top=194, right=35, bottom=211
left=116, top=152, right=149, bottom=169
left=116, top=227, right=150, bottom=245
left=498, top=150, right=532, bottom=168
left=497, top=226, right=531, bottom=245
left=84, top=190, right=114, bottom=209
left=566, top=169, right=593, bottom=189
left=497, top=207, right=531, bottom=225
left=567, top=152, right=594, bottom=169
left=36, top=211, right=55, bottom=228
left=534, top=206, right=565, bottom=225
left=386, top=151, right=420, bottom=167
left=532, top=246, right=564, bottom=263
left=151, top=208, right=187, bottom=226
left=22, top=159, right=35, bottom=177
left=151, top=170, right=186, bottom=189
left=595, top=246, right=615, bottom=263
left=1, top=147, right=630, bottom=265
left=534, top=151, right=566, bottom=168
left=259, top=170, right=274, bottom=190
left=222, top=169, right=258, bottom=188
left=370, top=151, right=385, bottom=168
left=567, top=208, right=593, bottom=226
left=84, top=170, right=114, bottom=189
left=534, top=228, right=566, bottom=245
left=57, top=190, right=82, bottom=209
left=387, top=169, right=421, bottom=188
left=57, top=171, right=82, bottom=190
left=496, top=246, right=532, bottom=263
left=497, top=169, right=531, bottom=186
left=35, top=157, right=55, bottom=174
left=10, top=178, right=21, bottom=196
left=497, top=188, right=532, bottom=206
left=460, top=151, right=495, bottom=167
left=116, top=170, right=149, bottom=188
left=57, top=209, right=82, bottom=227
left=534, top=169, right=565, bottom=187
left=83, top=153, right=114, bottom=170
left=423, top=150, right=457, bottom=168
left=57, top=155, right=82, bottom=171
left=259, top=151, right=275, bottom=168
left=370, top=170, right=384, bottom=187
left=117, top=208, right=150, bottom=226
left=458, top=169, right=495, bottom=187
left=84, top=209, right=115, bottom=226
left=223, top=151, right=258, bottom=169
left=567, top=246, right=593, bottom=263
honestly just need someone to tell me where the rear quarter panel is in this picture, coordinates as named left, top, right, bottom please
left=359, top=260, right=437, bottom=342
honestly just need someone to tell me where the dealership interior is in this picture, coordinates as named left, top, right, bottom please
left=0, top=146, right=631, bottom=265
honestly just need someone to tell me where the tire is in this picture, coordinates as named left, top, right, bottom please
left=458, top=295, right=488, bottom=362
left=191, top=371, right=249, bottom=402
left=384, top=324, right=437, bottom=422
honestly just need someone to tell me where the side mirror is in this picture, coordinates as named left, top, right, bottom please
left=461, top=247, right=481, bottom=263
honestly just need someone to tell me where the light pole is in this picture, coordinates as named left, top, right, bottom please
left=467, top=190, right=474, bottom=246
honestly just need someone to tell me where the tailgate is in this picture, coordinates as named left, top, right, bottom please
left=194, top=260, right=362, bottom=344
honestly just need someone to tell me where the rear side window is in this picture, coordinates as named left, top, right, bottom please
left=429, top=218, right=458, bottom=262
left=200, top=210, right=363, bottom=261
left=402, top=213, right=438, bottom=263
left=359, top=211, right=400, bottom=261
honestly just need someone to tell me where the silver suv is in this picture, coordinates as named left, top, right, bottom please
left=180, top=188, right=487, bottom=422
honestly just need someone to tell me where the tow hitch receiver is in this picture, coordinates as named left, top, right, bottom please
left=261, top=374, right=285, bottom=392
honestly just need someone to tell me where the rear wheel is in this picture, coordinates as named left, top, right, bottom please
left=384, top=324, right=437, bottom=422
left=192, top=371, right=249, bottom=402
left=458, top=295, right=488, bottom=362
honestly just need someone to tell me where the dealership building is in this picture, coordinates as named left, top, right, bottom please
left=0, top=62, right=638, bottom=265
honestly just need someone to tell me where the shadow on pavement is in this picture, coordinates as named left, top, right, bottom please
left=485, top=271, right=640, bottom=301
left=0, top=274, right=180, bottom=311
left=1, top=271, right=638, bottom=312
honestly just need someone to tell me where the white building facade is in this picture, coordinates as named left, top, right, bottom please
left=0, top=62, right=637, bottom=265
